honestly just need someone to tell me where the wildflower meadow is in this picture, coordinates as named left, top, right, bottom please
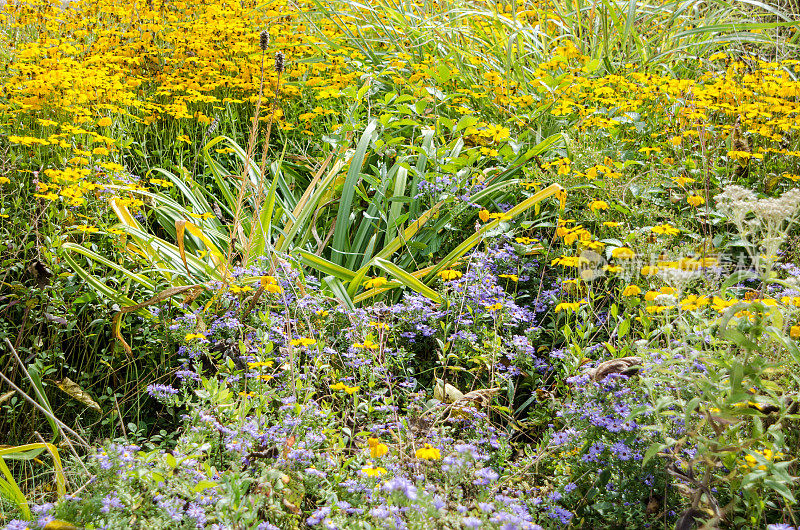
left=2, top=0, right=800, bottom=528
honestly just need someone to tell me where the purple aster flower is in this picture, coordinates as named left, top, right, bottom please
left=100, top=493, right=124, bottom=513
left=610, top=441, right=633, bottom=461
left=382, top=477, right=418, bottom=500
left=473, top=467, right=499, bottom=485
left=306, top=506, right=331, bottom=526
left=185, top=502, right=206, bottom=528
left=463, top=516, right=483, bottom=528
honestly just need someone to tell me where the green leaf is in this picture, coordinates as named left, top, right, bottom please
left=373, top=258, right=442, bottom=303
left=193, top=480, right=218, bottom=493
left=332, top=120, right=377, bottom=265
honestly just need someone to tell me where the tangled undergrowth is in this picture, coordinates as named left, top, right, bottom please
left=2, top=0, right=800, bottom=528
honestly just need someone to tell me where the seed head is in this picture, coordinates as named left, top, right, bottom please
left=274, top=51, right=285, bottom=73
left=206, top=117, right=219, bottom=137
left=259, top=30, right=270, bottom=51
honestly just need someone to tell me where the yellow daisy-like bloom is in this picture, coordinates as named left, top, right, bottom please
left=415, top=444, right=441, bottom=460
left=367, top=438, right=389, bottom=458
left=361, top=465, right=387, bottom=477
left=290, top=337, right=317, bottom=347
left=555, top=301, right=583, bottom=312
left=438, top=269, right=462, bottom=281
left=622, top=285, right=641, bottom=296
left=611, top=247, right=635, bottom=259
left=498, top=274, right=518, bottom=282
left=478, top=209, right=491, bottom=222
left=248, top=361, right=274, bottom=369
left=588, top=199, right=609, bottom=212
left=485, top=302, right=503, bottom=312
left=353, top=339, right=379, bottom=350
left=640, top=266, right=658, bottom=276
left=185, top=333, right=207, bottom=342
left=97, top=117, right=112, bottom=127
left=344, top=385, right=361, bottom=395
left=791, top=325, right=800, bottom=339
left=363, top=277, right=388, bottom=289
left=651, top=224, right=679, bottom=236
left=687, top=194, right=705, bottom=207
left=330, top=382, right=347, bottom=391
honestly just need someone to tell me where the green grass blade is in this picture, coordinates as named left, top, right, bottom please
left=373, top=257, right=442, bottom=303
left=332, top=120, right=377, bottom=265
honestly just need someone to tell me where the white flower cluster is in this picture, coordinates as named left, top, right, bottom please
left=714, top=185, right=800, bottom=272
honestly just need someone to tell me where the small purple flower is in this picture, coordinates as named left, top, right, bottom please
left=473, top=467, right=499, bottom=485
left=185, top=502, right=206, bottom=528
left=4, top=521, right=33, bottom=530
left=610, top=441, right=633, bottom=461
left=147, top=383, right=179, bottom=402
left=307, top=506, right=331, bottom=526
left=463, top=516, right=483, bottom=528
left=382, top=477, right=418, bottom=500
left=100, top=493, right=124, bottom=513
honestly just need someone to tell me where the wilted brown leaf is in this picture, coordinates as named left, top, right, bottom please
left=56, top=378, right=101, bottom=413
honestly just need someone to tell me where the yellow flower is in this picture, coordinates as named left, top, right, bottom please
left=97, top=117, right=112, bottom=127
left=498, top=274, right=518, bottom=282
left=651, top=224, right=679, bottom=236
left=438, top=269, right=462, bottom=281
left=603, top=221, right=621, bottom=228
left=363, top=277, right=388, bottom=289
left=485, top=302, right=503, bottom=312
left=622, top=285, right=641, bottom=296
left=478, top=209, right=491, bottom=222
left=248, top=361, right=274, bottom=369
left=611, top=247, right=635, bottom=259
left=588, top=199, right=609, bottom=212
left=150, top=178, right=175, bottom=189
left=0, top=177, right=10, bottom=184
left=361, top=465, right=387, bottom=477
left=353, top=339, right=379, bottom=350
left=687, top=194, right=705, bottom=207
left=681, top=295, right=709, bottom=311
left=331, top=381, right=360, bottom=394
left=229, top=284, right=252, bottom=294
left=791, top=325, right=800, bottom=339
left=367, top=438, right=389, bottom=458
left=640, top=266, right=658, bottom=276
left=415, top=443, right=441, bottom=460
left=185, top=333, right=207, bottom=342
left=290, top=337, right=317, bottom=347
left=92, top=146, right=109, bottom=156
left=555, top=301, right=583, bottom=312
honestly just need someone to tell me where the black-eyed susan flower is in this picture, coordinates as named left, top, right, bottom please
left=438, top=269, right=462, bottom=280
left=367, top=438, right=389, bottom=458
left=363, top=277, right=387, bottom=289
left=622, top=285, right=641, bottom=296
left=415, top=443, right=441, bottom=460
